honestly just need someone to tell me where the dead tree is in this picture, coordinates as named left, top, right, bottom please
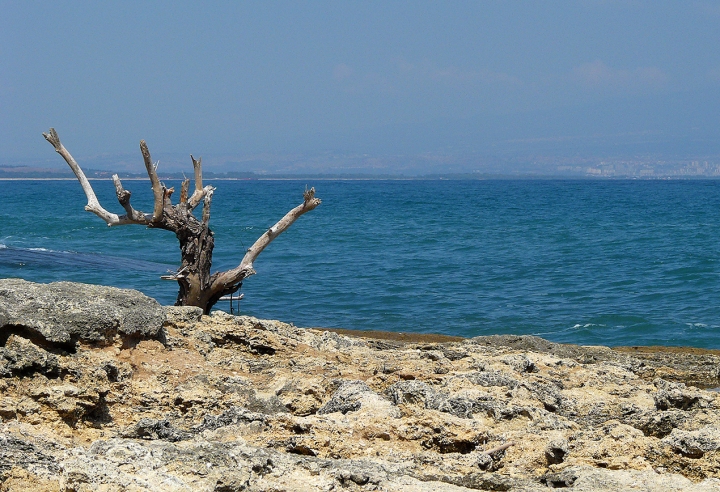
left=43, top=128, right=321, bottom=313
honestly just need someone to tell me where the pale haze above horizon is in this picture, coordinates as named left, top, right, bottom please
left=2, top=1, right=720, bottom=174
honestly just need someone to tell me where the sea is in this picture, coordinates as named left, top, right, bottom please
left=2, top=178, right=720, bottom=349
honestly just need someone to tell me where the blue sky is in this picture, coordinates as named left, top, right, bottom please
left=2, top=1, right=720, bottom=172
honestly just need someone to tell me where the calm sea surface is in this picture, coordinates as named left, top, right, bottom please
left=2, top=179, right=720, bottom=348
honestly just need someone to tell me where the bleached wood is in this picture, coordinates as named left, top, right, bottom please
left=42, top=128, right=132, bottom=226
left=188, top=155, right=205, bottom=209
left=202, top=187, right=214, bottom=226
left=162, top=186, right=175, bottom=217
left=484, top=442, right=515, bottom=455
left=112, top=175, right=150, bottom=223
left=189, top=185, right=214, bottom=210
left=140, top=140, right=164, bottom=224
left=44, top=128, right=321, bottom=313
left=180, top=178, right=190, bottom=204
left=192, top=155, right=202, bottom=191
left=213, top=187, right=321, bottom=288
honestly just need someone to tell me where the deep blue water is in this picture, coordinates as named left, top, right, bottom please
left=2, top=179, right=720, bottom=348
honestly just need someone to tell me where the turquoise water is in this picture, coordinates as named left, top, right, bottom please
left=2, top=179, right=720, bottom=348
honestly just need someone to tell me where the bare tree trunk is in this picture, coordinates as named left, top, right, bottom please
left=43, top=128, right=320, bottom=314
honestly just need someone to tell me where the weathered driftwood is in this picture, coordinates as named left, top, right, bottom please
left=43, top=128, right=321, bottom=313
left=484, top=441, right=515, bottom=455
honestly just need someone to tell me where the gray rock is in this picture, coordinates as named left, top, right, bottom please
left=165, top=305, right=204, bottom=325
left=244, top=393, right=288, bottom=415
left=317, top=380, right=373, bottom=415
left=0, top=279, right=164, bottom=346
left=465, top=370, right=519, bottom=389
left=56, top=437, right=440, bottom=491
left=545, top=439, right=569, bottom=464
left=196, top=407, right=268, bottom=431
left=625, top=409, right=689, bottom=438
left=436, top=397, right=475, bottom=419
left=475, top=453, right=493, bottom=470
left=417, top=471, right=536, bottom=491
left=0, top=434, right=61, bottom=480
left=335, top=466, right=374, bottom=486
left=213, top=473, right=252, bottom=492
left=653, top=379, right=710, bottom=411
left=541, top=469, right=578, bottom=488
left=0, top=335, right=59, bottom=376
left=307, top=329, right=367, bottom=351
left=121, top=418, right=192, bottom=442
left=492, top=404, right=534, bottom=421
left=523, top=379, right=565, bottom=412
left=501, top=354, right=538, bottom=373
left=470, top=334, right=720, bottom=388
left=386, top=380, right=474, bottom=418
left=561, top=466, right=720, bottom=492
left=470, top=334, right=603, bottom=362
left=662, top=426, right=720, bottom=458
left=386, top=380, right=443, bottom=407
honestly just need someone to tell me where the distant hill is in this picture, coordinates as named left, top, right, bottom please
left=0, top=165, right=261, bottom=180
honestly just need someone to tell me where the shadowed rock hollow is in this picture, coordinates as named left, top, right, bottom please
left=2, top=281, right=720, bottom=491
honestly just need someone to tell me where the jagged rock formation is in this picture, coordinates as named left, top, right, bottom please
left=2, top=282, right=720, bottom=490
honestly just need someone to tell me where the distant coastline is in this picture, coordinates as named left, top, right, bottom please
left=5, top=170, right=720, bottom=181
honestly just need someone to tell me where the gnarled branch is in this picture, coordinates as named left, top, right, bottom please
left=188, top=155, right=206, bottom=210
left=162, top=185, right=176, bottom=217
left=213, top=187, right=321, bottom=289
left=112, top=175, right=149, bottom=223
left=44, top=128, right=322, bottom=313
left=180, top=178, right=190, bottom=204
left=42, top=128, right=136, bottom=226
left=140, top=140, right=164, bottom=224
left=190, top=185, right=214, bottom=210
left=202, top=187, right=214, bottom=226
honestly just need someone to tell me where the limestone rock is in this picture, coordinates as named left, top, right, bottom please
left=0, top=434, right=60, bottom=482
left=562, top=466, right=720, bottom=492
left=0, top=279, right=164, bottom=346
left=386, top=380, right=475, bottom=418
left=121, top=418, right=192, bottom=442
left=662, top=426, right=720, bottom=458
left=545, top=438, right=569, bottom=464
left=164, top=305, right=204, bottom=325
left=0, top=293, right=720, bottom=490
left=654, top=379, right=711, bottom=411
left=0, top=335, right=59, bottom=376
left=317, top=380, right=374, bottom=415
left=196, top=406, right=268, bottom=432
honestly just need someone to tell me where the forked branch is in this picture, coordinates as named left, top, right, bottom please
left=42, top=128, right=139, bottom=226
left=112, top=175, right=149, bottom=223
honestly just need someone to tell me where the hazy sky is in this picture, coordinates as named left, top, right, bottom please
left=2, top=1, right=720, bottom=170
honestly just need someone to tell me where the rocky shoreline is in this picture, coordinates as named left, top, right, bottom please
left=2, top=279, right=720, bottom=491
